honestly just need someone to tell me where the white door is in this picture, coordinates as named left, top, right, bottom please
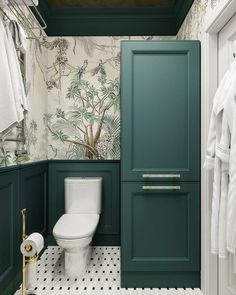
left=218, top=12, right=236, bottom=295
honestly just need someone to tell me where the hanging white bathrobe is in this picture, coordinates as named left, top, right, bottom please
left=204, top=68, right=232, bottom=255
left=205, top=61, right=236, bottom=258
left=227, top=115, right=236, bottom=253
left=214, top=60, right=236, bottom=257
left=217, top=114, right=230, bottom=258
left=224, top=60, right=236, bottom=254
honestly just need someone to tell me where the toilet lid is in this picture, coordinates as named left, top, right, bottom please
left=53, top=214, right=99, bottom=239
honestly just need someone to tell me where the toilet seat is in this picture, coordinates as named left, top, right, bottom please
left=53, top=214, right=99, bottom=240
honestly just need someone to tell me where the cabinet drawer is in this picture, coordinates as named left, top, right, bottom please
left=121, top=182, right=200, bottom=272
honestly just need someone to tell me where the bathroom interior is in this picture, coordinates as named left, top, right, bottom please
left=0, top=0, right=236, bottom=294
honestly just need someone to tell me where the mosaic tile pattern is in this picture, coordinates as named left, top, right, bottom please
left=15, top=246, right=203, bottom=295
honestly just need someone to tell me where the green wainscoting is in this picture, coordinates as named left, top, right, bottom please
left=0, top=171, right=19, bottom=293
left=0, top=161, right=48, bottom=295
left=20, top=164, right=48, bottom=238
left=0, top=159, right=120, bottom=294
left=48, top=160, right=120, bottom=246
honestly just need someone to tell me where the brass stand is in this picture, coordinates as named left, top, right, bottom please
left=22, top=208, right=27, bottom=295
left=21, top=209, right=38, bottom=295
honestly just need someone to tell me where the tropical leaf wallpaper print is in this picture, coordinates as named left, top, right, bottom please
left=177, top=0, right=223, bottom=40
left=45, top=37, right=122, bottom=160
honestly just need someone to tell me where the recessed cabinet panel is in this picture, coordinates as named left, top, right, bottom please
left=121, top=41, right=200, bottom=181
left=133, top=53, right=188, bottom=171
left=121, top=182, right=200, bottom=272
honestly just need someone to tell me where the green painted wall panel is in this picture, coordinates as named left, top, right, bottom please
left=20, top=163, right=48, bottom=236
left=0, top=171, right=19, bottom=291
left=0, top=160, right=120, bottom=292
left=0, top=162, right=48, bottom=295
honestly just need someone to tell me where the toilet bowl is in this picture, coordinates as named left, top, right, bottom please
left=53, top=177, right=102, bottom=277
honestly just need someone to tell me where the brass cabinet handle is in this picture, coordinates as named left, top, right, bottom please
left=142, top=185, right=181, bottom=190
left=142, top=174, right=180, bottom=178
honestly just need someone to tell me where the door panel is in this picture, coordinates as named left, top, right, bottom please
left=121, top=182, right=200, bottom=272
left=218, top=12, right=236, bottom=295
left=121, top=41, right=200, bottom=182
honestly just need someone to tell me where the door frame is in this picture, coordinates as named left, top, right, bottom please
left=202, top=1, right=236, bottom=294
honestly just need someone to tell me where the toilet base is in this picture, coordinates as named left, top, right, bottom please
left=55, top=236, right=93, bottom=278
left=64, top=245, right=92, bottom=278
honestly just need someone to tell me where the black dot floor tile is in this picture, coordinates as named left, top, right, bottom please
left=14, top=246, right=203, bottom=294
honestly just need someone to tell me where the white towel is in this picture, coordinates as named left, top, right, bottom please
left=0, top=18, right=19, bottom=133
left=9, top=20, right=27, bottom=53
left=5, top=21, right=28, bottom=113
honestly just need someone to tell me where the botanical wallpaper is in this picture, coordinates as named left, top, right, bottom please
left=45, top=37, right=121, bottom=160
left=45, top=36, right=174, bottom=160
left=177, top=0, right=224, bottom=40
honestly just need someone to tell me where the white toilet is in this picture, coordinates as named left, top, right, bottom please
left=53, top=177, right=102, bottom=277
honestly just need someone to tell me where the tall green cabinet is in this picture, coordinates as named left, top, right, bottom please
left=121, top=41, right=200, bottom=288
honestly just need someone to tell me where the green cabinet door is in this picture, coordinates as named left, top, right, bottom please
left=121, top=182, right=200, bottom=287
left=121, top=41, right=200, bottom=182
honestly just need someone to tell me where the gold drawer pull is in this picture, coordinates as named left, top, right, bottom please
left=142, top=185, right=181, bottom=190
left=142, top=174, right=180, bottom=178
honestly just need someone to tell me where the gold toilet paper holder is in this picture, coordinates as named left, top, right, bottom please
left=21, top=208, right=38, bottom=295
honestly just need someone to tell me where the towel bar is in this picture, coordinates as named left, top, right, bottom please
left=0, top=0, right=47, bottom=41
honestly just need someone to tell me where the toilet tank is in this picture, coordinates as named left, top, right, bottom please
left=65, top=177, right=102, bottom=214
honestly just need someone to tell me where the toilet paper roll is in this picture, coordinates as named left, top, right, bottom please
left=20, top=232, right=44, bottom=257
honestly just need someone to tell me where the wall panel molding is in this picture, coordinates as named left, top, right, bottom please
left=48, top=160, right=120, bottom=245
left=0, top=159, right=120, bottom=293
left=20, top=164, right=48, bottom=236
left=0, top=161, right=48, bottom=295
left=0, top=171, right=19, bottom=291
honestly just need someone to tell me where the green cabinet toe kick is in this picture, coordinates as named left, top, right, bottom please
left=121, top=271, right=200, bottom=288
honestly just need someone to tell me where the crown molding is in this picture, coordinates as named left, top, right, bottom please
left=37, top=0, right=194, bottom=36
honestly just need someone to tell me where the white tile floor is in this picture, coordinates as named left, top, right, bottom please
left=15, top=246, right=203, bottom=295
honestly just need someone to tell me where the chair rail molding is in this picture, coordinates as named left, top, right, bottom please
left=201, top=1, right=236, bottom=294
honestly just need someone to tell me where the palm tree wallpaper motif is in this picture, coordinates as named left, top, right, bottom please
left=44, top=37, right=120, bottom=160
